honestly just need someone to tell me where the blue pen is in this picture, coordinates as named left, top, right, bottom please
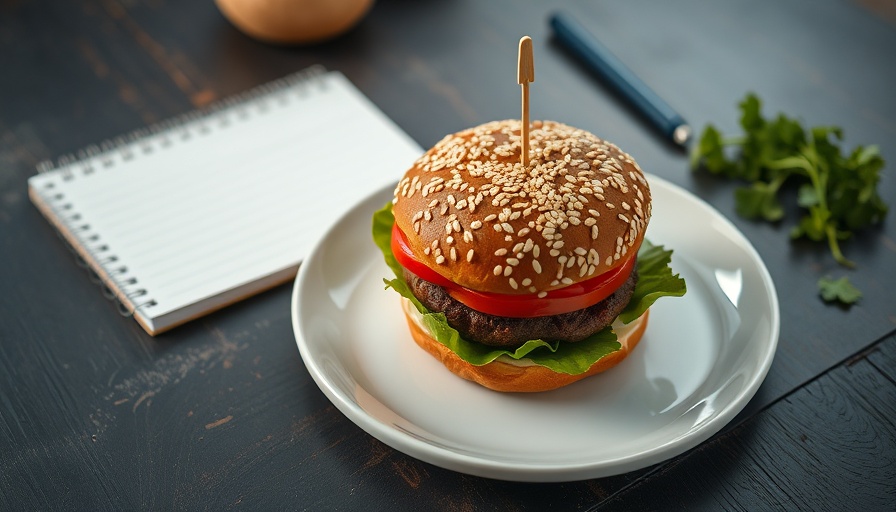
left=549, top=11, right=691, bottom=146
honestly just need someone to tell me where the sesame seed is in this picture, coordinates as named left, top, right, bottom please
left=494, top=265, right=503, bottom=276
left=506, top=258, right=520, bottom=266
left=503, top=266, right=513, bottom=277
left=495, top=248, right=508, bottom=256
left=467, top=249, right=475, bottom=262
left=435, top=255, right=445, bottom=264
left=532, top=260, right=542, bottom=274
left=588, top=249, right=599, bottom=263
left=509, top=278, right=518, bottom=290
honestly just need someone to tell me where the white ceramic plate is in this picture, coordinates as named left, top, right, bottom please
left=292, top=174, right=779, bottom=482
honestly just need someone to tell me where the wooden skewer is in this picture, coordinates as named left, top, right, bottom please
left=518, top=35, right=534, bottom=167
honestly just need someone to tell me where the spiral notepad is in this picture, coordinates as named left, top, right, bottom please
left=28, top=67, right=422, bottom=335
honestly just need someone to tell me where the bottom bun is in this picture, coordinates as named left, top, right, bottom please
left=401, top=298, right=649, bottom=393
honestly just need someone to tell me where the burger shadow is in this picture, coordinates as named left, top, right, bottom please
left=501, top=344, right=679, bottom=420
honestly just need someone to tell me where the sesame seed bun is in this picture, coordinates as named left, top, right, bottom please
left=401, top=297, right=648, bottom=392
left=392, top=120, right=651, bottom=295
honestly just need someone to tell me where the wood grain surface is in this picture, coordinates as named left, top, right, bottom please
left=1, top=0, right=895, bottom=510
left=598, top=334, right=896, bottom=511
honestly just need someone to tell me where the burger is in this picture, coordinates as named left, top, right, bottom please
left=372, top=119, right=686, bottom=392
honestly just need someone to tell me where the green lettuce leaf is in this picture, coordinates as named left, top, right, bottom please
left=618, top=239, right=688, bottom=324
left=372, top=203, right=404, bottom=279
left=372, top=203, right=686, bottom=375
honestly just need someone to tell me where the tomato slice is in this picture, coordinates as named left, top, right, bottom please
left=390, top=224, right=457, bottom=287
left=391, top=223, right=635, bottom=318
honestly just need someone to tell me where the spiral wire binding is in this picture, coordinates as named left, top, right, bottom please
left=34, top=65, right=329, bottom=320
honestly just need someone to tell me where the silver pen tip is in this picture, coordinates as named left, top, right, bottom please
left=673, top=124, right=691, bottom=146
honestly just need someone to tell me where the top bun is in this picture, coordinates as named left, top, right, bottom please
left=392, top=120, right=651, bottom=295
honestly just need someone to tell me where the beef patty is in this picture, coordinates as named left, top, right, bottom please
left=404, top=266, right=638, bottom=347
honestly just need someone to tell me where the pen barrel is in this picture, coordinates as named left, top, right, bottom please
left=550, top=12, right=685, bottom=142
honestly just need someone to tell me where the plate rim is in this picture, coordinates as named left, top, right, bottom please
left=292, top=173, right=780, bottom=482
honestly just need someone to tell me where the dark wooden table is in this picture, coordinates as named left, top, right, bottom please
left=2, top=0, right=895, bottom=509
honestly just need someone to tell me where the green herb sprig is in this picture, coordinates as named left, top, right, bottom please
left=691, top=93, right=887, bottom=304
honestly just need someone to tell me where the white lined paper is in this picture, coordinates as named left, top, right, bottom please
left=28, top=69, right=423, bottom=335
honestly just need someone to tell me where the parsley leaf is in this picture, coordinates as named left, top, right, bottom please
left=691, top=93, right=888, bottom=303
left=818, top=276, right=862, bottom=305
left=734, top=181, right=784, bottom=221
